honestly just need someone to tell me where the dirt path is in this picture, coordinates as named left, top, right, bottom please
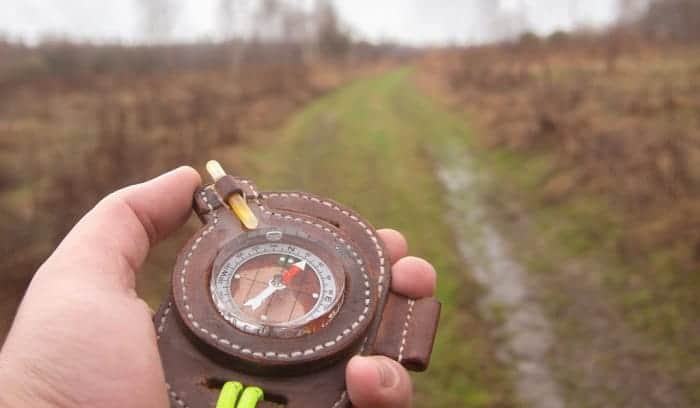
left=437, top=151, right=565, bottom=408
left=423, top=87, right=689, bottom=406
left=229, top=68, right=689, bottom=407
left=434, top=142, right=690, bottom=407
left=231, top=68, right=515, bottom=406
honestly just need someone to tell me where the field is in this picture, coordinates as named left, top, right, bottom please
left=1, top=29, right=700, bottom=407
left=0, top=45, right=378, bottom=338
left=419, top=38, right=700, bottom=405
left=234, top=69, right=515, bottom=406
left=0, top=54, right=514, bottom=405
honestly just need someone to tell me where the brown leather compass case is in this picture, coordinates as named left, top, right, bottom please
left=155, top=176, right=441, bottom=408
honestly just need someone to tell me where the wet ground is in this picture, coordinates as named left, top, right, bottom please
left=437, top=155, right=565, bottom=408
left=429, top=119, right=688, bottom=407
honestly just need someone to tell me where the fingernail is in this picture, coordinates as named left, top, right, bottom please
left=373, top=357, right=399, bottom=389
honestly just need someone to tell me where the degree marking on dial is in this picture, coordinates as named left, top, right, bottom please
left=215, top=245, right=331, bottom=327
left=286, top=259, right=310, bottom=321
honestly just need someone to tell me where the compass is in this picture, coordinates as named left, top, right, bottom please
left=155, top=161, right=441, bottom=408
left=211, top=241, right=344, bottom=338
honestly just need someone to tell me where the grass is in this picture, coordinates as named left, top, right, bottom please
left=418, top=43, right=700, bottom=401
left=229, top=68, right=514, bottom=407
left=459, top=117, right=700, bottom=405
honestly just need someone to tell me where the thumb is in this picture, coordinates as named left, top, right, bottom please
left=346, top=356, right=413, bottom=408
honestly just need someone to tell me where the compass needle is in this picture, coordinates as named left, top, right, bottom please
left=244, top=281, right=282, bottom=310
left=282, top=260, right=306, bottom=285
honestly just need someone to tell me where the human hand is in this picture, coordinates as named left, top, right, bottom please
left=0, top=167, right=436, bottom=408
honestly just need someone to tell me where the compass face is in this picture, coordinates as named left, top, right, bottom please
left=211, top=242, right=344, bottom=337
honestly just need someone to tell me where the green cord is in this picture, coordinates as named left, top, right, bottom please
left=216, top=381, right=244, bottom=408
left=237, top=386, right=264, bottom=408
left=216, top=381, right=264, bottom=408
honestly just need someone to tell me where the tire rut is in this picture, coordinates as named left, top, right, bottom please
left=435, top=148, right=688, bottom=407
left=436, top=153, right=566, bottom=408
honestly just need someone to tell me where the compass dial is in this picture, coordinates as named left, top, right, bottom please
left=211, top=242, right=344, bottom=337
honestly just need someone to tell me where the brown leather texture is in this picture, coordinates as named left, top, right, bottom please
left=156, top=298, right=354, bottom=408
left=156, top=176, right=441, bottom=407
left=372, top=293, right=441, bottom=372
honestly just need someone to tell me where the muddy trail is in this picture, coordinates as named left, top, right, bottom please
left=224, top=68, right=688, bottom=407
left=435, top=145, right=688, bottom=408
left=437, top=155, right=564, bottom=408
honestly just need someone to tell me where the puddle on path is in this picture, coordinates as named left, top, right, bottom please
left=437, top=154, right=565, bottom=408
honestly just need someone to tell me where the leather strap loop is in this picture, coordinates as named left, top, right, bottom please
left=371, top=292, right=441, bottom=371
left=194, top=186, right=224, bottom=219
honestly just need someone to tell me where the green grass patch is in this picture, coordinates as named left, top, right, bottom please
left=455, top=100, right=700, bottom=405
left=234, top=68, right=514, bottom=407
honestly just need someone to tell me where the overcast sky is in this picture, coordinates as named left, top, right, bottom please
left=0, top=0, right=620, bottom=46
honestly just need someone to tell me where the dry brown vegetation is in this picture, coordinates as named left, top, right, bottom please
left=424, top=36, right=700, bottom=276
left=0, top=34, right=394, bottom=339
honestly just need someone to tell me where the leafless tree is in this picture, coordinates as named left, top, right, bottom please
left=314, top=0, right=350, bottom=59
left=137, top=0, right=182, bottom=43
left=618, top=0, right=650, bottom=23
left=473, top=0, right=529, bottom=43
left=641, top=0, right=700, bottom=42
left=218, top=0, right=237, bottom=40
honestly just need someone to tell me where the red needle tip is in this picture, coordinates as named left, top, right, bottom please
left=282, top=260, right=306, bottom=284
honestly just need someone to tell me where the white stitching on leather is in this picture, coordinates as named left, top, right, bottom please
left=176, top=191, right=383, bottom=360
left=161, top=188, right=386, bottom=408
left=264, top=192, right=385, bottom=295
left=397, top=299, right=416, bottom=363
left=156, top=302, right=171, bottom=339
left=160, top=290, right=360, bottom=408
left=160, top=318, right=190, bottom=407
left=166, top=383, right=189, bottom=407
left=239, top=178, right=259, bottom=197
left=266, top=192, right=387, bottom=408
left=331, top=391, right=348, bottom=408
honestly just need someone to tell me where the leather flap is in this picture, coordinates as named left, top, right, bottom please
left=372, top=292, right=441, bottom=372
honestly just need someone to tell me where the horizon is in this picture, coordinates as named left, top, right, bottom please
left=0, top=0, right=621, bottom=47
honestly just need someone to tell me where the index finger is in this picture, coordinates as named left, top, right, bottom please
left=377, top=229, right=408, bottom=264
left=378, top=229, right=437, bottom=298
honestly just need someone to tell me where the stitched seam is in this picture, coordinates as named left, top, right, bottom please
left=166, top=383, right=189, bottom=407
left=331, top=391, right=348, bottom=408
left=264, top=192, right=386, bottom=295
left=397, top=299, right=416, bottom=363
left=266, top=193, right=386, bottom=408
left=159, top=307, right=190, bottom=407
left=156, top=302, right=171, bottom=339
left=178, top=191, right=384, bottom=360
left=160, top=305, right=354, bottom=408
left=239, top=178, right=259, bottom=197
